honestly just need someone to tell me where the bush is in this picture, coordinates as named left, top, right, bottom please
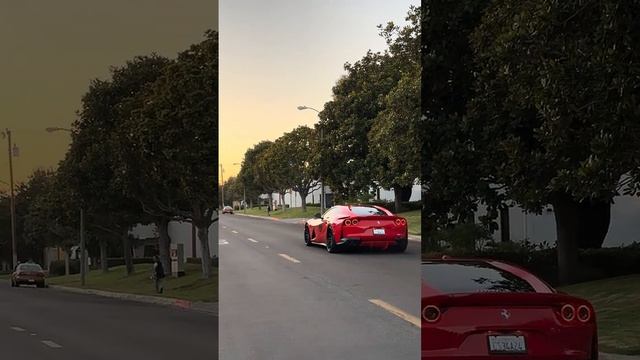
left=186, top=257, right=218, bottom=267
left=424, top=242, right=640, bottom=286
left=106, top=257, right=154, bottom=268
left=49, top=259, right=81, bottom=276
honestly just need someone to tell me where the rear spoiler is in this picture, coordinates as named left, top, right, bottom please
left=423, top=292, right=590, bottom=308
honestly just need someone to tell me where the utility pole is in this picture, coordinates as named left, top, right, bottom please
left=4, top=129, right=18, bottom=268
left=80, top=208, right=86, bottom=286
left=319, top=126, right=325, bottom=215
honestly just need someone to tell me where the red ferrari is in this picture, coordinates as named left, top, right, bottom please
left=422, top=258, right=597, bottom=359
left=304, top=205, right=408, bottom=253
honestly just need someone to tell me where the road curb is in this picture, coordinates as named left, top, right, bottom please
left=600, top=353, right=640, bottom=360
left=408, top=235, right=421, bottom=242
left=48, top=285, right=218, bottom=316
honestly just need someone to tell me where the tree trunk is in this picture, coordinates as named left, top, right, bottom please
left=552, top=194, right=582, bottom=285
left=100, top=239, right=108, bottom=273
left=299, top=190, right=308, bottom=212
left=64, top=248, right=70, bottom=276
left=196, top=224, right=212, bottom=279
left=393, top=185, right=413, bottom=213
left=123, top=234, right=134, bottom=276
left=499, top=205, right=510, bottom=243
left=157, top=218, right=172, bottom=275
left=576, top=199, right=611, bottom=249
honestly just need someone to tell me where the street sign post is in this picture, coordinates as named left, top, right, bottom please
left=170, top=243, right=185, bottom=277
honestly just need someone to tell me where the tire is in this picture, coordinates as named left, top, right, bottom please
left=10, top=280, right=15, bottom=287
left=14, top=282, right=20, bottom=287
left=391, top=239, right=408, bottom=253
left=37, top=282, right=45, bottom=288
left=326, top=227, right=340, bottom=253
left=304, top=226, right=312, bottom=246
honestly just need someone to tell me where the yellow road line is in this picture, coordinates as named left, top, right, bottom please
left=369, top=299, right=420, bottom=328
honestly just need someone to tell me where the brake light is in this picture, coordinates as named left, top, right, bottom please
left=344, top=219, right=352, bottom=226
left=577, top=305, right=591, bottom=322
left=352, top=219, right=359, bottom=225
left=400, top=218, right=406, bottom=225
left=422, top=305, right=441, bottom=323
left=395, top=219, right=401, bottom=225
left=561, top=304, right=576, bottom=322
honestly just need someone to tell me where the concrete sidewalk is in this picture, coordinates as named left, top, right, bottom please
left=49, top=285, right=218, bottom=316
left=234, top=213, right=422, bottom=241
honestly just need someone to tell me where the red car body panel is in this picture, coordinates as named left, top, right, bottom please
left=305, top=205, right=407, bottom=250
left=422, top=259, right=597, bottom=359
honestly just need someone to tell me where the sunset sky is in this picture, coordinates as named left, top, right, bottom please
left=0, top=0, right=217, bottom=189
left=219, top=0, right=419, bottom=182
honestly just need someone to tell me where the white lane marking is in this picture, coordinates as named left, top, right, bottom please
left=248, top=238, right=258, bottom=243
left=369, top=299, right=420, bottom=328
left=30, top=333, right=37, bottom=336
left=265, top=245, right=270, bottom=249
left=41, top=340, right=63, bottom=348
left=10, top=326, right=26, bottom=332
left=278, top=253, right=301, bottom=264
left=231, top=230, right=239, bottom=234
left=219, top=239, right=229, bottom=245
left=222, top=226, right=227, bottom=229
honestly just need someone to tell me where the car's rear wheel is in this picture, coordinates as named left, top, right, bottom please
left=14, top=281, right=19, bottom=287
left=391, top=239, right=408, bottom=253
left=326, top=228, right=339, bottom=253
left=304, top=226, right=312, bottom=246
left=37, top=282, right=45, bottom=288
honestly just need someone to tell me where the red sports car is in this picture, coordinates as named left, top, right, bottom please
left=304, top=205, right=408, bottom=253
left=422, top=258, right=597, bottom=359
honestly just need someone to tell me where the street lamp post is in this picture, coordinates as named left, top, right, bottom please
left=297, top=105, right=325, bottom=215
left=46, top=126, right=86, bottom=286
left=2, top=129, right=18, bottom=268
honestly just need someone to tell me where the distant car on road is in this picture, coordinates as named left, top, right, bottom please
left=10, top=262, right=48, bottom=288
left=222, top=206, right=234, bottom=214
left=422, top=258, right=597, bottom=359
left=304, top=205, right=408, bottom=253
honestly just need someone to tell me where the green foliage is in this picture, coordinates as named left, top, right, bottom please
left=431, top=223, right=492, bottom=252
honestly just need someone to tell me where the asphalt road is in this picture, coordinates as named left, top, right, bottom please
left=219, top=214, right=420, bottom=360
left=0, top=283, right=217, bottom=359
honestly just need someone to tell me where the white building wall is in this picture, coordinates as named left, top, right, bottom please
left=268, top=184, right=422, bottom=208
left=477, top=195, right=640, bottom=247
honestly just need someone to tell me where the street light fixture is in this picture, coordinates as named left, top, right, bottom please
left=297, top=105, right=325, bottom=215
left=46, top=125, right=86, bottom=286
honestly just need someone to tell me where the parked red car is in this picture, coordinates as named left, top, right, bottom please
left=304, top=205, right=408, bottom=253
left=422, top=258, right=597, bottom=359
left=10, top=262, right=48, bottom=288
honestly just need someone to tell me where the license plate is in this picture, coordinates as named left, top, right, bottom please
left=373, top=228, right=385, bottom=235
left=488, top=335, right=526, bottom=354
left=28, top=279, right=35, bottom=282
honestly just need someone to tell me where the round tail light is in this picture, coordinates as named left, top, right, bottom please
left=344, top=219, right=352, bottom=226
left=422, top=305, right=441, bottom=323
left=561, top=304, right=575, bottom=322
left=400, top=219, right=406, bottom=225
left=352, top=219, right=359, bottom=225
left=395, top=219, right=402, bottom=225
left=577, top=305, right=591, bottom=322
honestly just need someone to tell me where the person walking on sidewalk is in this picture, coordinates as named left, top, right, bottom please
left=152, top=256, right=165, bottom=294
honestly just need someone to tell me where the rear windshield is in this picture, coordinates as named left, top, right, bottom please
left=18, top=264, right=42, bottom=272
left=350, top=206, right=386, bottom=216
left=422, top=261, right=535, bottom=294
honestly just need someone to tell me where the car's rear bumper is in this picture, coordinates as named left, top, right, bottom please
left=337, top=237, right=406, bottom=248
left=421, top=354, right=590, bottom=360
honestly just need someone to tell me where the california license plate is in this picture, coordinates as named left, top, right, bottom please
left=373, top=228, right=385, bottom=235
left=28, top=279, right=35, bottom=282
left=488, top=335, right=526, bottom=354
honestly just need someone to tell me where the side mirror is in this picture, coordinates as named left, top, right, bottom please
left=314, top=213, right=321, bottom=219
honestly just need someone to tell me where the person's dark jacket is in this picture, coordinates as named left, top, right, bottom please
left=155, top=261, right=165, bottom=279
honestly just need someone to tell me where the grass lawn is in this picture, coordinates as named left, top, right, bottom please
left=560, top=274, right=640, bottom=355
left=242, top=205, right=321, bottom=219
left=242, top=206, right=421, bottom=235
left=48, top=263, right=217, bottom=303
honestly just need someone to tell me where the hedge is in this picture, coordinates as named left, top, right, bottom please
left=424, top=243, right=640, bottom=286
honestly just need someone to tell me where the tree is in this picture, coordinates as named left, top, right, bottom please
left=64, top=54, right=170, bottom=276
left=421, top=0, right=493, bottom=248
left=115, top=30, right=218, bottom=279
left=279, top=126, right=320, bottom=212
left=469, top=0, right=640, bottom=284
left=241, top=141, right=276, bottom=207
